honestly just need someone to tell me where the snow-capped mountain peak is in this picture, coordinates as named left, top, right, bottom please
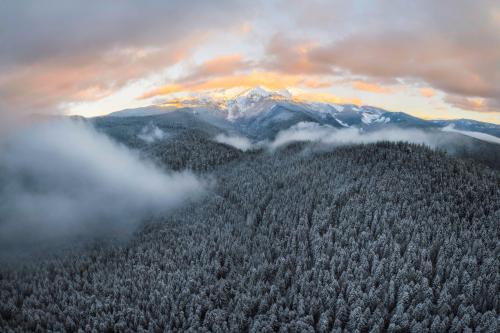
left=225, top=86, right=292, bottom=120
left=239, top=86, right=272, bottom=99
left=145, top=86, right=396, bottom=123
left=236, top=86, right=291, bottom=100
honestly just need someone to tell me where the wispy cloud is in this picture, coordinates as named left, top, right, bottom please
left=138, top=123, right=168, bottom=143
left=140, top=71, right=334, bottom=100
left=213, top=122, right=444, bottom=152
left=420, top=88, right=436, bottom=98
left=0, top=119, right=205, bottom=250
left=444, top=95, right=500, bottom=113
left=268, top=122, right=439, bottom=150
left=442, top=125, right=500, bottom=144
left=215, top=133, right=254, bottom=151
left=0, top=1, right=247, bottom=117
left=352, top=81, right=393, bottom=94
left=292, top=92, right=362, bottom=105
left=180, top=54, right=251, bottom=82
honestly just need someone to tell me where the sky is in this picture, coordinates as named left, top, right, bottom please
left=1, top=0, right=499, bottom=124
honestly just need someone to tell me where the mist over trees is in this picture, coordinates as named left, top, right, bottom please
left=0, top=120, right=205, bottom=252
left=1, top=124, right=498, bottom=332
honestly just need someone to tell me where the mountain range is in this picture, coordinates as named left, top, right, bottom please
left=96, top=86, right=500, bottom=169
left=107, top=86, right=500, bottom=142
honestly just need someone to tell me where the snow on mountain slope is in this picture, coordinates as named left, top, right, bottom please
left=226, top=86, right=291, bottom=120
left=442, top=125, right=500, bottom=144
left=362, top=112, right=381, bottom=124
left=302, top=102, right=343, bottom=115
left=334, top=117, right=349, bottom=127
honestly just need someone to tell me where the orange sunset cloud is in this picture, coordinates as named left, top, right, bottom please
left=140, top=71, right=333, bottom=100
left=1, top=0, right=498, bottom=123
left=293, top=92, right=362, bottom=106
left=352, top=81, right=393, bottom=94
left=420, top=88, right=436, bottom=98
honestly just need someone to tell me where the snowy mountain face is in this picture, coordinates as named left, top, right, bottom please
left=225, top=86, right=292, bottom=120
left=107, top=86, right=388, bottom=126
left=214, top=87, right=400, bottom=130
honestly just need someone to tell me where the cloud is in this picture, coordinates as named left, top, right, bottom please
left=140, top=84, right=186, bottom=100
left=260, top=31, right=499, bottom=114
left=308, top=34, right=500, bottom=100
left=189, top=71, right=331, bottom=91
left=238, top=22, right=253, bottom=35
left=181, top=54, right=251, bottom=82
left=140, top=71, right=334, bottom=99
left=442, top=125, right=500, bottom=144
left=420, top=88, right=436, bottom=98
left=0, top=33, right=207, bottom=117
left=214, top=133, right=254, bottom=151
left=0, top=1, right=247, bottom=68
left=2, top=0, right=499, bottom=121
left=269, top=122, right=439, bottom=150
left=260, top=1, right=500, bottom=112
left=0, top=1, right=250, bottom=117
left=213, top=122, right=444, bottom=152
left=0, top=119, right=205, bottom=251
left=292, top=92, right=362, bottom=105
left=263, top=34, right=331, bottom=75
left=138, top=123, right=168, bottom=143
left=352, top=81, right=393, bottom=94
left=444, top=95, right=500, bottom=113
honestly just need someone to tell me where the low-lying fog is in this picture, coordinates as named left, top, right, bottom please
left=0, top=120, right=205, bottom=255
left=215, top=122, right=443, bottom=151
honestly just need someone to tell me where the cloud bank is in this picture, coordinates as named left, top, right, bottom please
left=442, top=125, right=500, bottom=144
left=215, top=123, right=441, bottom=152
left=214, top=133, right=254, bottom=151
left=0, top=120, right=205, bottom=251
left=138, top=123, right=168, bottom=143
left=269, top=123, right=439, bottom=150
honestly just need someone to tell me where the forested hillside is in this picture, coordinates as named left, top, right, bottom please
left=1, top=137, right=498, bottom=332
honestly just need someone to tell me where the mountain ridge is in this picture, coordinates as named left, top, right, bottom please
left=105, top=86, right=500, bottom=140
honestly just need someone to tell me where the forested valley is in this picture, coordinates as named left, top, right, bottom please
left=1, top=125, right=499, bottom=332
